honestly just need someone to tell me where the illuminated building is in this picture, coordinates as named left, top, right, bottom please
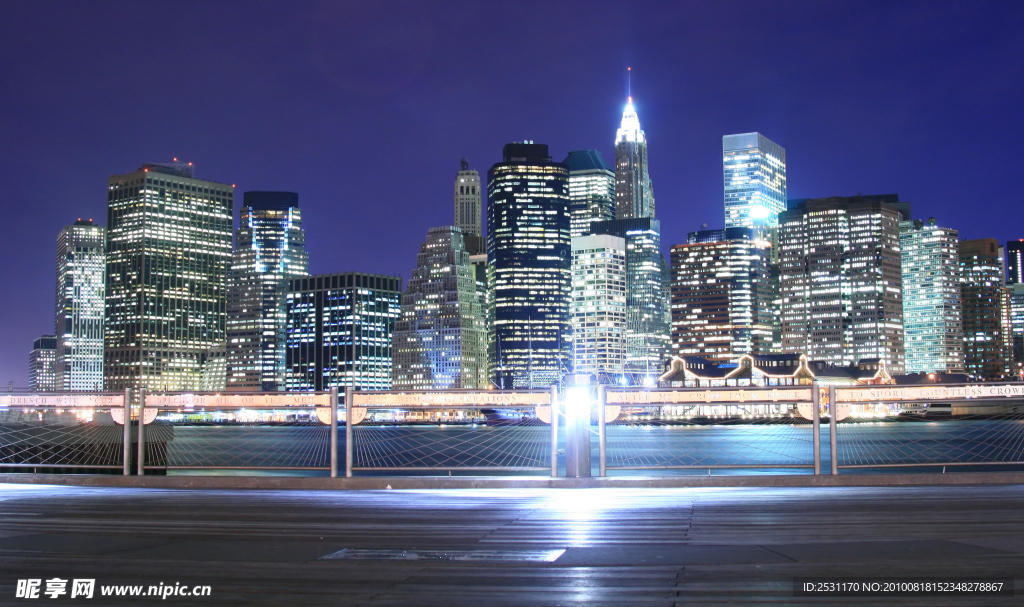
left=54, top=219, right=106, bottom=391
left=779, top=195, right=907, bottom=373
left=285, top=273, right=401, bottom=391
left=670, top=228, right=772, bottom=362
left=570, top=234, right=627, bottom=378
left=454, top=159, right=482, bottom=238
left=614, top=97, right=654, bottom=219
left=103, top=162, right=234, bottom=393
left=590, top=218, right=671, bottom=380
left=723, top=133, right=787, bottom=232
left=659, top=353, right=892, bottom=388
left=393, top=227, right=487, bottom=390
left=487, top=142, right=571, bottom=388
left=29, top=335, right=57, bottom=391
left=564, top=150, right=614, bottom=238
left=899, top=218, right=964, bottom=374
left=960, top=238, right=1012, bottom=380
left=1006, top=240, right=1024, bottom=284
left=226, top=192, right=308, bottom=391
left=1010, top=283, right=1024, bottom=372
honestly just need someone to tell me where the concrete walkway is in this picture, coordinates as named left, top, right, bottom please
left=1, top=479, right=1022, bottom=605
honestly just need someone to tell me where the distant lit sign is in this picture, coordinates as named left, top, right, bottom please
left=606, top=388, right=812, bottom=405
left=145, top=393, right=331, bottom=407
left=352, top=391, right=551, bottom=406
left=835, top=385, right=1024, bottom=403
left=0, top=395, right=124, bottom=407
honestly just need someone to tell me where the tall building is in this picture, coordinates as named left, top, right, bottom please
left=55, top=219, right=106, bottom=391
left=590, top=218, right=671, bottom=379
left=392, top=227, right=487, bottom=390
left=570, top=234, right=627, bottom=378
left=285, top=273, right=401, bottom=391
left=487, top=142, right=571, bottom=388
left=564, top=150, right=615, bottom=238
left=104, top=162, right=234, bottom=393
left=614, top=97, right=655, bottom=219
left=900, top=218, right=964, bottom=374
left=779, top=195, right=906, bottom=373
left=1010, top=283, right=1024, bottom=374
left=28, top=335, right=57, bottom=392
left=723, top=133, right=787, bottom=232
left=670, top=228, right=773, bottom=362
left=1006, top=240, right=1024, bottom=285
left=226, top=192, right=309, bottom=391
left=960, top=238, right=1012, bottom=380
left=454, top=159, right=482, bottom=238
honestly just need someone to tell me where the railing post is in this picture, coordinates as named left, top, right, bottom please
left=550, top=385, right=559, bottom=478
left=598, top=384, right=607, bottom=477
left=828, top=385, right=838, bottom=475
left=123, top=388, right=131, bottom=476
left=345, top=386, right=354, bottom=478
left=812, top=384, right=820, bottom=476
left=330, top=387, right=338, bottom=478
left=136, top=388, right=146, bottom=476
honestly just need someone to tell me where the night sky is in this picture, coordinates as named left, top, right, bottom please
left=2, top=1, right=1023, bottom=386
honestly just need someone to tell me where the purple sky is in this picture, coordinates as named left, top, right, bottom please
left=2, top=1, right=1023, bottom=386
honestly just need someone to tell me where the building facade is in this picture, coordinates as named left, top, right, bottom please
left=454, top=159, right=482, bottom=238
left=226, top=192, right=309, bottom=391
left=670, top=228, right=773, bottom=362
left=614, top=97, right=655, bottom=219
left=570, top=234, right=627, bottom=378
left=779, top=195, right=906, bottom=373
left=723, top=133, right=787, bottom=232
left=103, top=162, right=234, bottom=393
left=29, top=335, right=57, bottom=392
left=55, top=219, right=106, bottom=391
left=900, top=219, right=964, bottom=374
left=1006, top=240, right=1024, bottom=285
left=1010, top=283, right=1024, bottom=374
left=285, top=273, right=401, bottom=391
left=564, top=150, right=615, bottom=239
left=487, top=142, right=571, bottom=388
left=392, top=227, right=487, bottom=390
left=960, top=238, right=1012, bottom=380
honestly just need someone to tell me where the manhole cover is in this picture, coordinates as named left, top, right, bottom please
left=318, top=548, right=565, bottom=562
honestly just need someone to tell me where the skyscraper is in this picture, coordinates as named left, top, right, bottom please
left=570, top=234, right=627, bottom=378
left=670, top=228, right=773, bottom=362
left=393, top=226, right=487, bottom=390
left=779, top=195, right=906, bottom=373
left=104, top=162, right=234, bottom=393
left=900, top=218, right=964, bottom=374
left=226, top=192, right=309, bottom=391
left=960, top=238, right=1012, bottom=380
left=723, top=133, right=787, bottom=232
left=454, top=159, right=482, bottom=238
left=564, top=150, right=615, bottom=238
left=614, top=97, right=655, bottom=219
left=28, top=335, right=57, bottom=392
left=1006, top=240, right=1024, bottom=285
left=285, top=273, right=401, bottom=391
left=487, top=142, right=571, bottom=388
left=1010, top=283, right=1024, bottom=373
left=55, top=219, right=106, bottom=391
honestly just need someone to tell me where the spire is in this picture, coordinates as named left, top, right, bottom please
left=616, top=96, right=643, bottom=144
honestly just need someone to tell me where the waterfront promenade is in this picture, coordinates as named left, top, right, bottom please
left=1, top=478, right=1023, bottom=605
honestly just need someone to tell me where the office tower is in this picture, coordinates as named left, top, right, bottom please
left=393, top=227, right=487, bottom=390
left=614, top=96, right=655, bottom=219
left=564, top=150, right=615, bottom=238
left=104, top=162, right=233, bottom=393
left=670, top=228, right=773, bottom=362
left=200, top=347, right=227, bottom=391
left=570, top=234, right=627, bottom=378
left=779, top=195, right=906, bottom=373
left=454, top=159, right=482, bottom=238
left=285, top=273, right=401, bottom=391
left=54, top=219, right=106, bottom=391
left=28, top=335, right=57, bottom=391
left=723, top=133, right=787, bottom=231
left=590, top=218, right=671, bottom=380
left=1006, top=240, right=1024, bottom=285
left=226, top=192, right=309, bottom=391
left=900, top=219, right=964, bottom=374
left=960, top=239, right=1012, bottom=380
left=487, top=142, right=571, bottom=388
left=1010, top=283, right=1024, bottom=374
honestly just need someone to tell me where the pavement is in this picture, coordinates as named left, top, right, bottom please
left=1, top=478, right=1023, bottom=605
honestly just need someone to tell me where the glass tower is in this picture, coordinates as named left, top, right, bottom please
left=487, top=142, right=571, bottom=388
left=393, top=227, right=487, bottom=390
left=226, top=192, right=309, bottom=392
left=454, top=159, right=482, bottom=238
left=960, top=239, right=1012, bottom=380
left=723, top=133, right=787, bottom=232
left=614, top=97, right=655, bottom=219
left=570, top=234, right=627, bottom=379
left=564, top=150, right=615, bottom=238
left=104, top=162, right=234, bottom=393
left=29, top=335, right=57, bottom=392
left=900, top=219, right=964, bottom=374
left=55, top=219, right=106, bottom=391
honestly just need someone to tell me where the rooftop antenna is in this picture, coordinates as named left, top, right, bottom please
left=627, top=67, right=632, bottom=101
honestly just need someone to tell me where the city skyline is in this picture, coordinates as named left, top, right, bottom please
left=2, top=2, right=1024, bottom=385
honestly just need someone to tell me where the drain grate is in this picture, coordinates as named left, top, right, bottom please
left=317, top=548, right=566, bottom=562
